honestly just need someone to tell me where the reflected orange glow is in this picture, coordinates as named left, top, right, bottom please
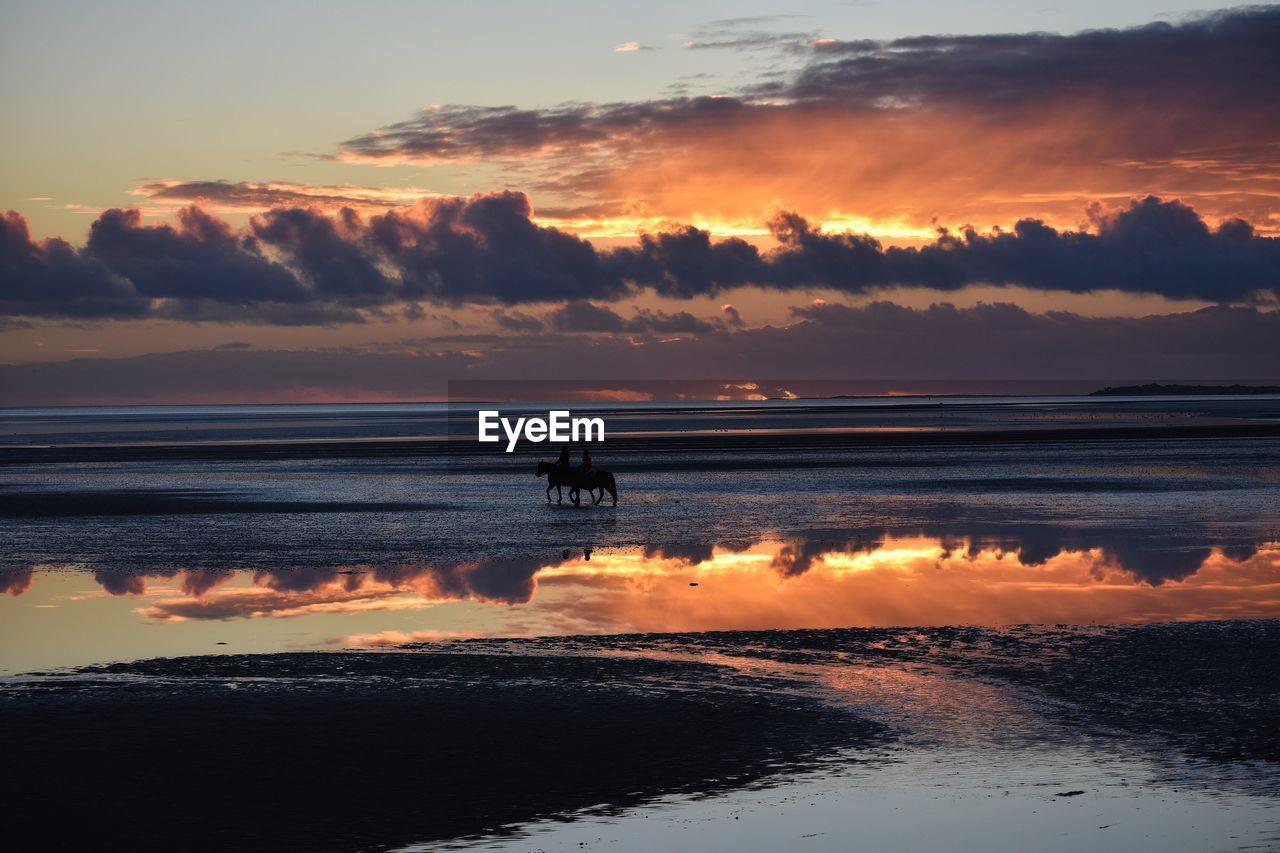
left=527, top=538, right=1280, bottom=634
left=27, top=536, right=1279, bottom=638
left=135, top=580, right=447, bottom=622
left=519, top=537, right=1280, bottom=637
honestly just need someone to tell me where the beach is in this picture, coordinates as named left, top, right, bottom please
left=2, top=396, right=1279, bottom=850
left=2, top=624, right=1276, bottom=852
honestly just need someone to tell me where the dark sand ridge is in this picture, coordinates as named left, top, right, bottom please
left=0, top=652, right=885, bottom=853
left=4, top=623, right=1278, bottom=852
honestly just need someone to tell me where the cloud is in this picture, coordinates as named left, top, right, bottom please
left=133, top=180, right=435, bottom=212
left=613, top=41, right=655, bottom=53
left=492, top=308, right=546, bottom=332
left=3, top=301, right=1278, bottom=404
left=366, top=192, right=620, bottom=304
left=10, top=193, right=1276, bottom=323
left=0, top=210, right=149, bottom=319
left=627, top=308, right=717, bottom=334
left=681, top=16, right=819, bottom=53
left=753, top=198, right=1280, bottom=302
left=532, top=301, right=722, bottom=334
left=548, top=300, right=627, bottom=332
left=598, top=196, right=1280, bottom=302
left=87, top=207, right=307, bottom=303
left=250, top=206, right=391, bottom=305
left=334, top=8, right=1280, bottom=232
left=1, top=193, right=618, bottom=320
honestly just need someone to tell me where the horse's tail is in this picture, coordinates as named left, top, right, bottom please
left=601, top=472, right=618, bottom=506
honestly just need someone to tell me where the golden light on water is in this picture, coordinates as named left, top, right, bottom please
left=8, top=537, right=1278, bottom=653
left=525, top=539, right=1280, bottom=636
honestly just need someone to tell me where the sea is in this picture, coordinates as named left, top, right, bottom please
left=1, top=395, right=1278, bottom=851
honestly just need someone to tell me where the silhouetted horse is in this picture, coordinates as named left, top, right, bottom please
left=536, top=461, right=618, bottom=506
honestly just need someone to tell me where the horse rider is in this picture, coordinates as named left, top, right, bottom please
left=556, top=446, right=571, bottom=468
left=581, top=448, right=592, bottom=471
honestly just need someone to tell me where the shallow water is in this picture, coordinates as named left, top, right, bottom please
left=3, top=408, right=1279, bottom=673
left=6, top=624, right=1276, bottom=852
left=446, top=750, right=1280, bottom=853
left=2, top=398, right=1279, bottom=851
left=417, top=624, right=1280, bottom=851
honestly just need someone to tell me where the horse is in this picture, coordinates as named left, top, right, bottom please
left=536, top=460, right=580, bottom=504
left=535, top=461, right=618, bottom=506
left=584, top=468, right=618, bottom=506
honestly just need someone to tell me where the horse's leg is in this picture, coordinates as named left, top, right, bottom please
left=592, top=488, right=602, bottom=505
left=556, top=484, right=563, bottom=503
left=546, top=483, right=552, bottom=502
left=571, top=487, right=580, bottom=506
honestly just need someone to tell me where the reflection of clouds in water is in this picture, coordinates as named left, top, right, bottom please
left=761, top=524, right=1265, bottom=585
left=180, top=568, right=235, bottom=597
left=15, top=534, right=1280, bottom=634
left=133, top=556, right=551, bottom=621
left=0, top=566, right=34, bottom=595
left=136, top=583, right=442, bottom=621
left=93, top=567, right=164, bottom=596
left=529, top=539, right=1280, bottom=634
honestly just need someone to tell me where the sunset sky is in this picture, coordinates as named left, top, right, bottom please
left=2, top=1, right=1278, bottom=402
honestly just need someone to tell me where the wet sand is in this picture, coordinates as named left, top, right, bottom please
left=3, top=623, right=1277, bottom=852
left=0, top=652, right=881, bottom=853
left=2, top=399, right=1278, bottom=850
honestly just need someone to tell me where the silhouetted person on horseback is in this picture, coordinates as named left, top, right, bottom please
left=535, top=447, right=616, bottom=507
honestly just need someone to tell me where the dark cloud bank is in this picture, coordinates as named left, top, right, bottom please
left=3, top=193, right=1279, bottom=322
left=3, top=302, right=1277, bottom=404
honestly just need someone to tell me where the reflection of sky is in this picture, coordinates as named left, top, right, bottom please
left=443, top=745, right=1279, bottom=853
left=4, top=536, right=1277, bottom=673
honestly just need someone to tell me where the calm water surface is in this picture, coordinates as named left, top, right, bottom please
left=2, top=398, right=1278, bottom=851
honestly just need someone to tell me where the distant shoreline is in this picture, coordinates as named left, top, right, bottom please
left=1090, top=383, right=1280, bottom=396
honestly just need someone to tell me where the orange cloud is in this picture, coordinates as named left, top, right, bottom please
left=334, top=9, right=1280, bottom=240
left=574, top=102, right=1280, bottom=239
